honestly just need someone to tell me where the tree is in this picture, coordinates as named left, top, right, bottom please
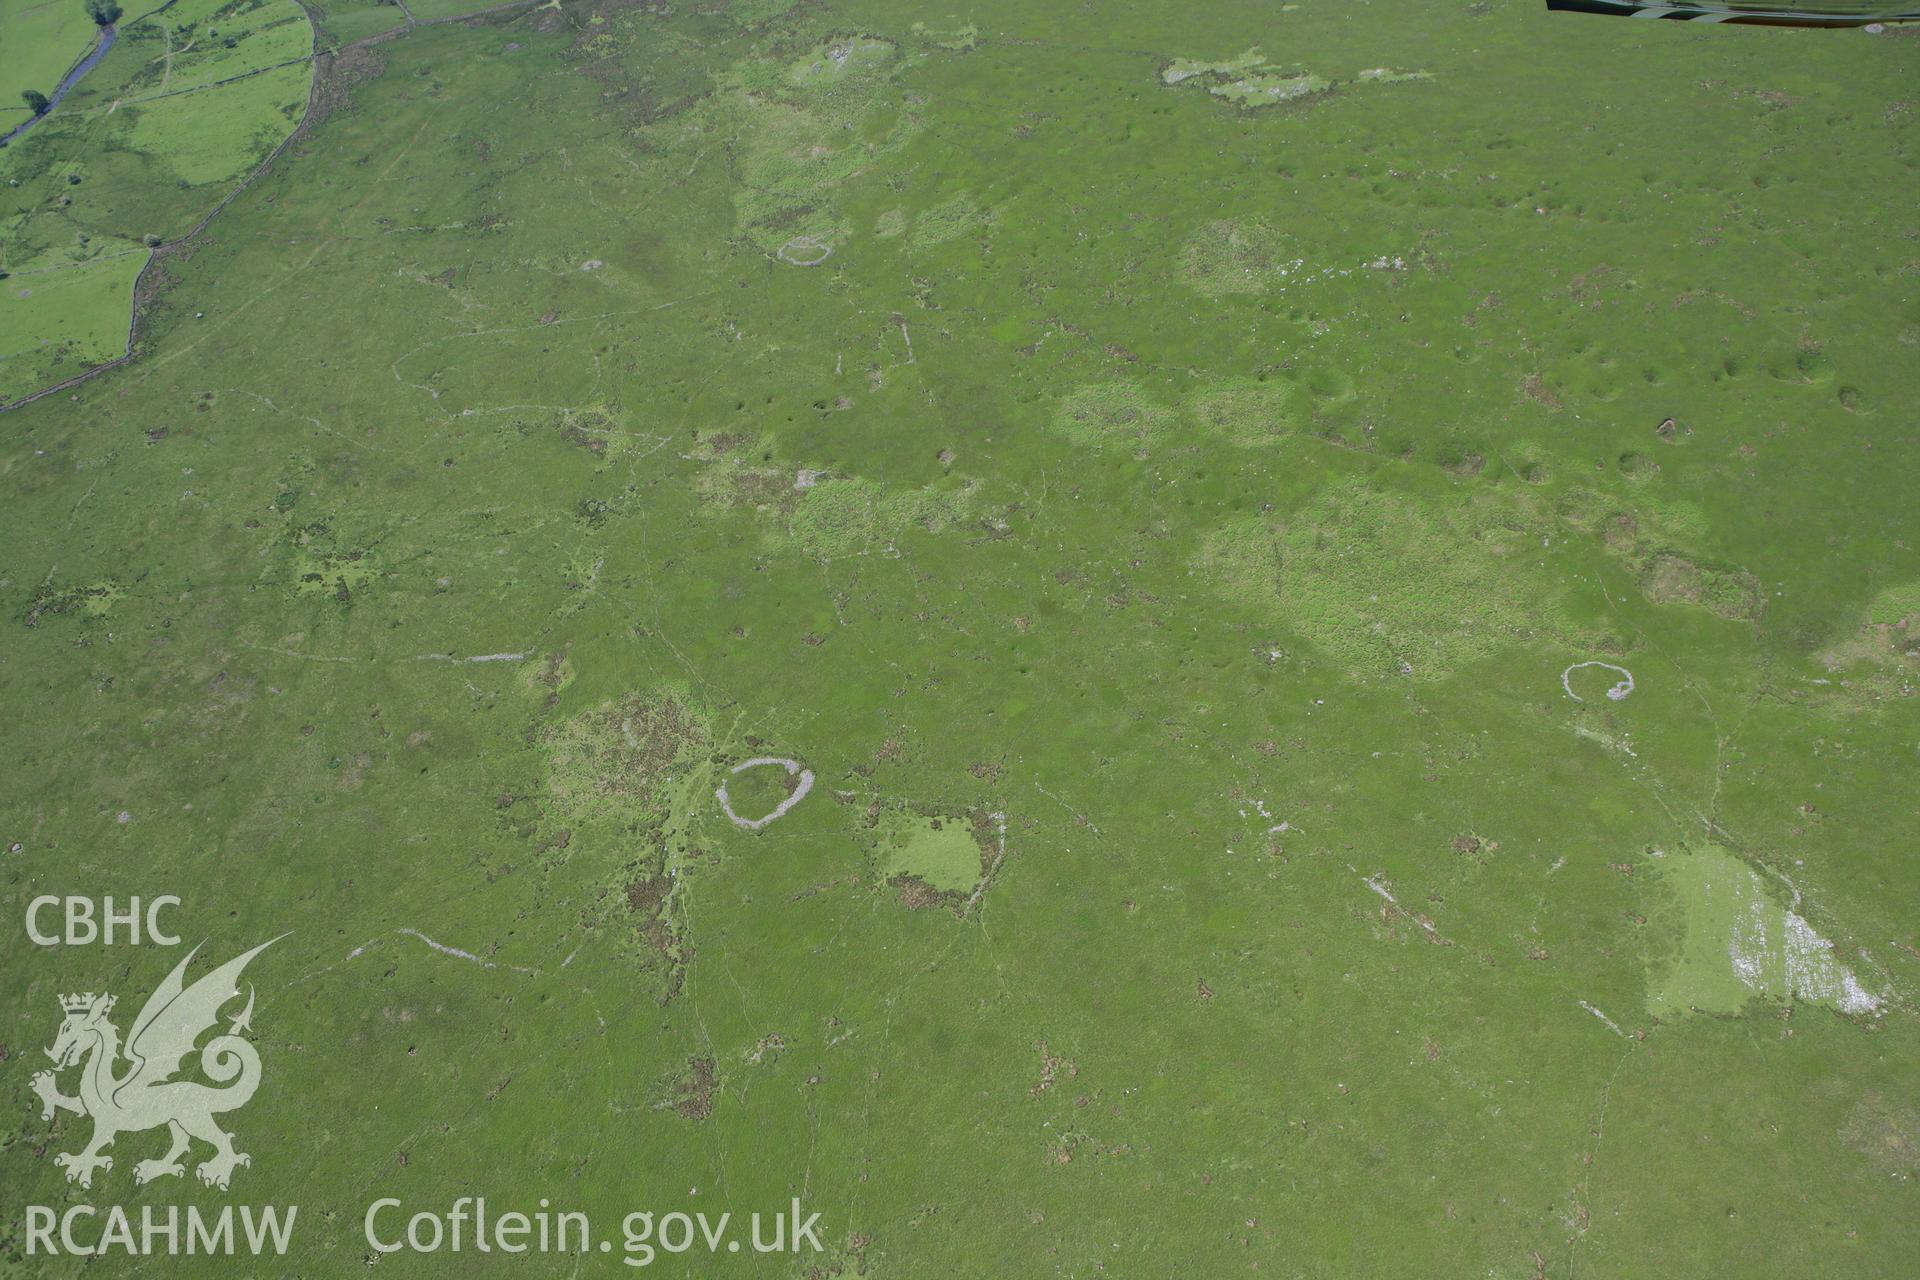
left=22, top=90, right=51, bottom=116
left=84, top=0, right=122, bottom=26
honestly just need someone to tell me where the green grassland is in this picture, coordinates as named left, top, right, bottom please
left=0, top=2, right=1916, bottom=1277
left=0, top=247, right=145, bottom=370
left=0, top=0, right=98, bottom=127
left=307, top=0, right=408, bottom=47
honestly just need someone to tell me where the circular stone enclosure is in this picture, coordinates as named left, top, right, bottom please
left=1561, top=660, right=1635, bottom=703
left=716, top=757, right=816, bottom=831
left=776, top=236, right=834, bottom=267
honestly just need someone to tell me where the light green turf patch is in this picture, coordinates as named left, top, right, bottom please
left=25, top=577, right=125, bottom=624
left=1051, top=381, right=1175, bottom=452
left=1178, top=218, right=1299, bottom=297
left=540, top=692, right=711, bottom=989
left=1812, top=581, right=1920, bottom=702
left=290, top=546, right=384, bottom=597
left=1647, top=846, right=1882, bottom=1018
left=909, top=190, right=983, bottom=247
left=1164, top=49, right=1426, bottom=109
left=1162, top=47, right=1266, bottom=86
left=690, top=437, right=800, bottom=512
left=786, top=476, right=975, bottom=559
left=1200, top=482, right=1592, bottom=680
left=880, top=812, right=983, bottom=895
left=788, top=36, right=894, bottom=87
left=909, top=19, right=977, bottom=51
left=1209, top=71, right=1329, bottom=107
left=1556, top=489, right=1716, bottom=550
left=1185, top=377, right=1297, bottom=447
left=544, top=693, right=709, bottom=832
left=1572, top=498, right=1765, bottom=622
left=716, top=47, right=923, bottom=251
left=1636, top=552, right=1764, bottom=621
left=1868, top=581, right=1920, bottom=626
left=1163, top=47, right=1319, bottom=107
left=1355, top=67, right=1432, bottom=85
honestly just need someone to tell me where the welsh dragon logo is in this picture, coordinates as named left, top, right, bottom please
left=31, top=938, right=280, bottom=1190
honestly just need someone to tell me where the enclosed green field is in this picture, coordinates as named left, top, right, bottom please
left=307, top=0, right=408, bottom=47
left=0, top=0, right=98, bottom=127
left=0, top=247, right=142, bottom=379
left=0, top=2, right=1915, bottom=1277
left=0, top=0, right=313, bottom=400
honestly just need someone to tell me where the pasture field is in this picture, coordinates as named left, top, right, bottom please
left=0, top=0, right=97, bottom=126
left=307, top=0, right=408, bottom=47
left=0, top=2, right=1915, bottom=1277
left=0, top=0, right=312, bottom=400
